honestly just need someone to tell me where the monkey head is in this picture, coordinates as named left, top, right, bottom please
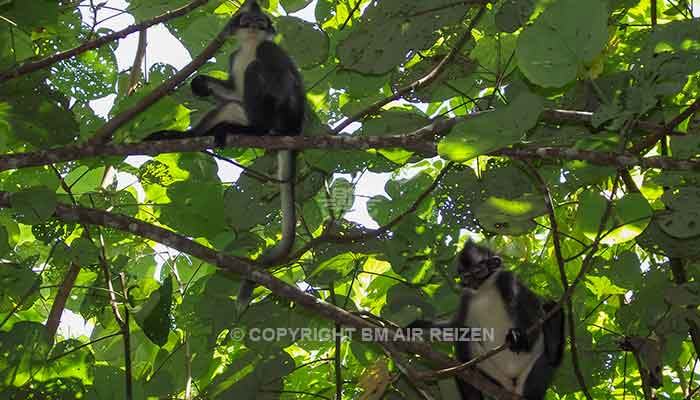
left=457, top=240, right=502, bottom=289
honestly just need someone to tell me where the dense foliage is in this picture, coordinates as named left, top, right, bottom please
left=0, top=0, right=699, bottom=399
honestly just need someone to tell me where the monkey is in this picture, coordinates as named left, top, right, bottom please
left=407, top=240, right=565, bottom=400
left=145, top=0, right=304, bottom=311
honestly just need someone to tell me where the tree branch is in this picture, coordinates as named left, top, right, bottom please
left=3, top=132, right=700, bottom=174
left=0, top=0, right=210, bottom=83
left=523, top=162, right=594, bottom=400
left=331, top=4, right=487, bottom=133
left=45, top=263, right=80, bottom=340
left=1, top=105, right=692, bottom=171
left=88, top=22, right=230, bottom=144
left=630, top=97, right=700, bottom=153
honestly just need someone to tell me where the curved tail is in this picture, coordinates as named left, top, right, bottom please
left=237, top=150, right=296, bottom=313
left=258, top=149, right=297, bottom=263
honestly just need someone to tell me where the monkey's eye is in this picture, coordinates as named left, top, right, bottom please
left=239, top=15, right=269, bottom=29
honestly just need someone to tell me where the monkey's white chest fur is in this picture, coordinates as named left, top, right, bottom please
left=465, top=274, right=543, bottom=394
left=231, top=42, right=258, bottom=98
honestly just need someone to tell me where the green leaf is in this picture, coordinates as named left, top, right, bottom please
left=515, top=0, right=608, bottom=87
left=1, top=78, right=79, bottom=147
left=495, top=0, right=536, bottom=33
left=670, top=134, right=700, bottom=159
left=575, top=191, right=607, bottom=240
left=278, top=17, right=330, bottom=69
left=161, top=181, right=226, bottom=239
left=10, top=186, right=58, bottom=225
left=127, top=0, right=191, bottom=21
left=660, top=187, right=700, bottom=212
left=471, top=34, right=518, bottom=77
left=337, top=0, right=473, bottom=74
left=44, top=339, right=95, bottom=382
left=438, top=92, right=543, bottom=161
left=326, top=178, right=355, bottom=218
left=70, top=237, right=100, bottom=266
left=0, top=0, right=59, bottom=30
left=381, top=285, right=435, bottom=326
left=608, top=252, right=642, bottom=289
left=133, top=276, right=173, bottom=347
left=62, top=166, right=107, bottom=195
left=604, top=193, right=652, bottom=244
left=52, top=46, right=118, bottom=101
left=211, top=352, right=295, bottom=398
left=0, top=262, right=38, bottom=311
left=656, top=210, right=700, bottom=239
left=665, top=284, right=700, bottom=306
left=0, top=322, right=51, bottom=386
left=585, top=276, right=627, bottom=297
left=475, top=193, right=546, bottom=235
left=280, top=0, right=313, bottom=12
left=308, top=252, right=356, bottom=285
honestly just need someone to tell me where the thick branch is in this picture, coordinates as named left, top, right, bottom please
left=0, top=192, right=519, bottom=400
left=0, top=0, right=210, bottom=83
left=3, top=133, right=700, bottom=173
left=45, top=263, right=81, bottom=340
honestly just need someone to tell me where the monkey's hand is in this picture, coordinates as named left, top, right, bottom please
left=506, top=328, right=529, bottom=353
left=191, top=75, right=213, bottom=97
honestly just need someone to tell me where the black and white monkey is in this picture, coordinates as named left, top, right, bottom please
left=146, top=0, right=305, bottom=308
left=407, top=241, right=565, bottom=400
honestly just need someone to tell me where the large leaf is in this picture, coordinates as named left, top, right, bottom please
left=438, top=92, right=543, bottom=161
left=516, top=0, right=608, bottom=88
left=337, top=0, right=473, bottom=74
left=10, top=186, right=58, bottom=225
left=133, top=276, right=173, bottom=347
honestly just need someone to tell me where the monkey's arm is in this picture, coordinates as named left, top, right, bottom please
left=495, top=271, right=542, bottom=352
left=191, top=75, right=241, bottom=102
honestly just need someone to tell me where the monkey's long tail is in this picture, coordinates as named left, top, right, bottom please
left=237, top=149, right=296, bottom=313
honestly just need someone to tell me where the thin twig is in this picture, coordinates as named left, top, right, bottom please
left=339, top=0, right=364, bottom=30
left=331, top=5, right=487, bottom=133
left=119, top=273, right=133, bottom=400
left=630, top=97, right=700, bottom=153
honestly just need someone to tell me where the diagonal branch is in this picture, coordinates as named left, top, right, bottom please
left=87, top=24, right=230, bottom=144
left=0, top=191, right=520, bottom=400
left=0, top=0, right=210, bottom=83
left=630, top=97, right=700, bottom=153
